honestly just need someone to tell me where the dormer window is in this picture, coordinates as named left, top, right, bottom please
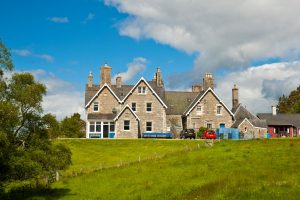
left=93, top=102, right=99, bottom=112
left=138, top=86, right=146, bottom=94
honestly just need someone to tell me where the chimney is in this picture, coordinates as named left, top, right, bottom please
left=192, top=84, right=202, bottom=93
left=272, top=106, right=277, bottom=115
left=203, top=73, right=214, bottom=90
left=153, top=67, right=164, bottom=87
left=88, top=71, right=93, bottom=87
left=232, top=84, right=239, bottom=110
left=100, top=63, right=112, bottom=87
left=116, top=74, right=122, bottom=88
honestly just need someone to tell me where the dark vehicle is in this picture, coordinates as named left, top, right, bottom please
left=180, top=129, right=196, bottom=139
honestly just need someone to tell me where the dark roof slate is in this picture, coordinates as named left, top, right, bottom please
left=257, top=113, right=300, bottom=128
left=182, top=90, right=206, bottom=115
left=164, top=91, right=199, bottom=115
left=232, top=104, right=267, bottom=128
left=87, top=113, right=116, bottom=120
left=85, top=84, right=134, bottom=105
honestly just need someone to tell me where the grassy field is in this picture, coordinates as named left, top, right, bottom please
left=17, top=139, right=300, bottom=199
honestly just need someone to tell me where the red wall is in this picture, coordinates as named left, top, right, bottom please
left=267, top=127, right=277, bottom=138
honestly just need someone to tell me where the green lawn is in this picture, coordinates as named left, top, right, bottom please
left=23, top=139, right=300, bottom=199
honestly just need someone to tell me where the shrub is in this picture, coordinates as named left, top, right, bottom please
left=197, top=127, right=208, bottom=138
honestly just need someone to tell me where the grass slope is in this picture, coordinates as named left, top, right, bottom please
left=30, top=139, right=300, bottom=199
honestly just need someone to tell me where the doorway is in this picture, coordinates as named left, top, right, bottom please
left=103, top=123, right=109, bottom=138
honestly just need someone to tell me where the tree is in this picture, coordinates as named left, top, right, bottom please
left=60, top=113, right=85, bottom=138
left=0, top=39, right=71, bottom=192
left=278, top=85, right=300, bottom=113
left=43, top=113, right=61, bottom=139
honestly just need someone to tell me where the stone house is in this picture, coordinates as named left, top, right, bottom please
left=85, top=64, right=235, bottom=138
left=230, top=85, right=268, bottom=139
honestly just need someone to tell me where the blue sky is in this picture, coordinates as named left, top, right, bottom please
left=0, top=0, right=195, bottom=91
left=1, top=0, right=300, bottom=118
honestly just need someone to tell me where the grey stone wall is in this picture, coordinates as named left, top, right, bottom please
left=115, top=109, right=139, bottom=138
left=123, top=81, right=167, bottom=133
left=187, top=91, right=233, bottom=130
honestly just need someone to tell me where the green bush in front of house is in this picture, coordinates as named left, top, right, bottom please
left=197, top=127, right=208, bottom=138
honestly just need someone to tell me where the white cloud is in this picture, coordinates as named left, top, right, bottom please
left=13, top=49, right=32, bottom=56
left=105, top=1, right=300, bottom=74
left=48, top=17, right=69, bottom=23
left=31, top=70, right=84, bottom=120
left=13, top=49, right=54, bottom=62
left=82, top=13, right=95, bottom=24
left=215, top=61, right=300, bottom=114
left=113, top=57, right=147, bottom=83
left=35, top=54, right=54, bottom=62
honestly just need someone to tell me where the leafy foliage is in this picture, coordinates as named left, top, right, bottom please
left=197, top=127, right=208, bottom=138
left=60, top=113, right=85, bottom=138
left=0, top=39, right=71, bottom=193
left=277, top=85, right=300, bottom=113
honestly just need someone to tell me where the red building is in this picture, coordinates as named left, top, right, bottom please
left=257, top=107, right=300, bottom=138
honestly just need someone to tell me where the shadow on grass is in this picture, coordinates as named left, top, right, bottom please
left=0, top=187, right=73, bottom=200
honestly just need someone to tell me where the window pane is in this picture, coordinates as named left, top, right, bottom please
left=124, top=120, right=130, bottom=130
left=146, top=103, right=152, bottom=112
left=110, top=122, right=115, bottom=132
left=96, top=122, right=101, bottom=132
left=146, top=122, right=152, bottom=132
left=93, top=102, right=99, bottom=111
left=217, top=106, right=222, bottom=114
left=132, top=103, right=136, bottom=111
left=90, top=122, right=95, bottom=132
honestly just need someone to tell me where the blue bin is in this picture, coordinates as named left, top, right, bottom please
left=109, top=132, right=115, bottom=138
left=266, top=133, right=271, bottom=139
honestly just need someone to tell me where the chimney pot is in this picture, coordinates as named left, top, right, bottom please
left=192, top=84, right=202, bottom=93
left=272, top=106, right=277, bottom=115
left=116, top=74, right=122, bottom=88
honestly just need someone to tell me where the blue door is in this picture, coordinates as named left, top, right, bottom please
left=220, top=123, right=225, bottom=128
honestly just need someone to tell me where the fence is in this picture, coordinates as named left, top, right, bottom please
left=216, top=128, right=239, bottom=140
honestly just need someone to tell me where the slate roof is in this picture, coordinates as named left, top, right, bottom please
left=87, top=113, right=116, bottom=120
left=164, top=91, right=199, bottom=115
left=257, top=113, right=300, bottom=128
left=85, top=84, right=134, bottom=105
left=232, top=104, right=267, bottom=128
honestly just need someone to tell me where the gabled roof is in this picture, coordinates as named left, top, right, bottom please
left=257, top=113, right=300, bottom=128
left=236, top=118, right=267, bottom=129
left=85, top=83, right=121, bottom=108
left=114, top=105, right=140, bottom=121
left=232, top=104, right=267, bottom=128
left=121, top=77, right=168, bottom=108
left=183, top=88, right=234, bottom=117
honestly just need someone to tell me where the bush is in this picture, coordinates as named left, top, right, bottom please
left=197, top=127, right=208, bottom=138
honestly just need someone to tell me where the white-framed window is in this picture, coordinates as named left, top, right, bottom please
left=132, top=102, right=137, bottom=111
left=138, top=86, right=146, bottom=94
left=124, top=120, right=130, bottom=131
left=110, top=122, right=115, bottom=132
left=146, top=121, right=152, bottom=132
left=146, top=102, right=152, bottom=112
left=196, top=105, right=202, bottom=115
left=90, top=122, right=101, bottom=133
left=93, top=102, right=99, bottom=112
left=216, top=105, right=222, bottom=115
left=207, top=123, right=212, bottom=129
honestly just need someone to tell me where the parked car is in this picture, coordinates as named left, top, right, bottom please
left=180, top=129, right=196, bottom=139
left=202, top=130, right=216, bottom=139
